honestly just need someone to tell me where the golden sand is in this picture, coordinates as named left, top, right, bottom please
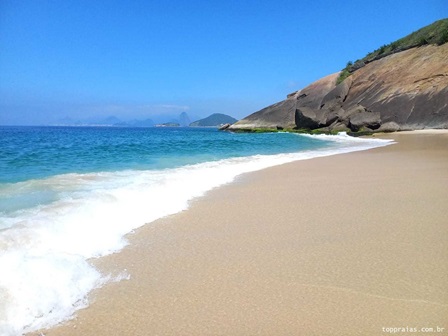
left=40, top=131, right=448, bottom=336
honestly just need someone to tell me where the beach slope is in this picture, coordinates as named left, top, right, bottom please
left=43, top=131, right=448, bottom=336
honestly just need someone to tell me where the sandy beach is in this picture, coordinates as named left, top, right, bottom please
left=41, top=131, right=448, bottom=336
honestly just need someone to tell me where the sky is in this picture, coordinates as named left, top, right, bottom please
left=0, top=0, right=446, bottom=125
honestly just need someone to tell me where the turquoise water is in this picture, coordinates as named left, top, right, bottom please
left=0, top=126, right=329, bottom=183
left=0, top=126, right=393, bottom=335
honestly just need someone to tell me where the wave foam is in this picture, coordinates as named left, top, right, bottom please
left=0, top=133, right=393, bottom=335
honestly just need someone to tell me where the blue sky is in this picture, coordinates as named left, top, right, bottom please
left=0, top=0, right=446, bottom=125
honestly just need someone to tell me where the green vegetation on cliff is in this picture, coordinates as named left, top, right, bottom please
left=337, top=18, right=448, bottom=84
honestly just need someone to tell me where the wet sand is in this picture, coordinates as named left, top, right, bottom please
left=42, top=131, right=448, bottom=335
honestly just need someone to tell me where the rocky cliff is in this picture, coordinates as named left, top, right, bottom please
left=230, top=21, right=448, bottom=133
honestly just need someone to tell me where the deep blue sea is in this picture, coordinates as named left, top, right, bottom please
left=0, top=126, right=392, bottom=335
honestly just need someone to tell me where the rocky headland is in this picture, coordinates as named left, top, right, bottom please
left=190, top=113, right=237, bottom=127
left=229, top=19, right=448, bottom=134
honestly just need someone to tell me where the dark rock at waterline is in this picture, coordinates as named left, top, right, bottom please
left=349, top=110, right=381, bottom=131
left=218, top=123, right=231, bottom=130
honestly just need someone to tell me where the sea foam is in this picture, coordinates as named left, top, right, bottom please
left=0, top=133, right=393, bottom=335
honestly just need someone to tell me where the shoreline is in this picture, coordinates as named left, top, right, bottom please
left=40, top=130, right=448, bottom=335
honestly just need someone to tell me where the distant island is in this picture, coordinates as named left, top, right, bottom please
left=51, top=112, right=238, bottom=129
left=190, top=113, right=237, bottom=127
left=53, top=116, right=155, bottom=127
left=229, top=19, right=448, bottom=134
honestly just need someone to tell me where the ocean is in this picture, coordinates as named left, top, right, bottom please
left=0, top=126, right=393, bottom=335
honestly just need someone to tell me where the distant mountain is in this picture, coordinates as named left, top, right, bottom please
left=190, top=113, right=238, bottom=127
left=53, top=116, right=154, bottom=127
left=53, top=115, right=123, bottom=126
left=179, top=112, right=191, bottom=127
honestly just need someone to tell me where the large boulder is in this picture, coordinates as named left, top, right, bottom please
left=229, top=73, right=339, bottom=131
left=289, top=73, right=340, bottom=109
left=349, top=111, right=381, bottom=131
left=294, top=107, right=320, bottom=129
left=229, top=98, right=297, bottom=130
left=377, top=121, right=401, bottom=132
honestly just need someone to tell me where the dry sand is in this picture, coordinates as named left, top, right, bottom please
left=41, top=131, right=448, bottom=336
